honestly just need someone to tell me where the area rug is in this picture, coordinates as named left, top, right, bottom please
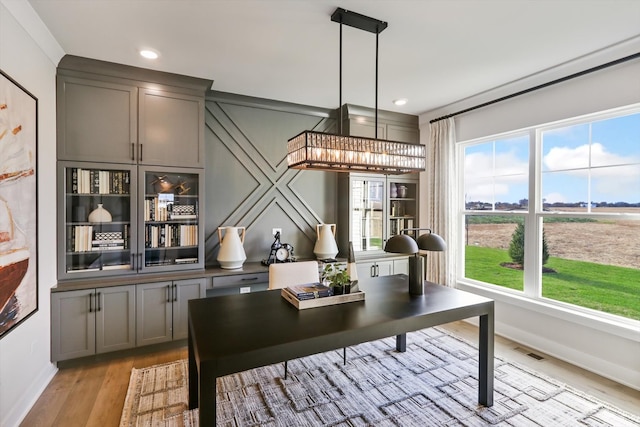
left=120, top=327, right=640, bottom=426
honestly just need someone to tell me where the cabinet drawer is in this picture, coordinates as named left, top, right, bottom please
left=211, top=272, right=269, bottom=288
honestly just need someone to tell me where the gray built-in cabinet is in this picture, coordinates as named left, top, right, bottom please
left=57, top=56, right=207, bottom=168
left=51, top=285, right=136, bottom=361
left=52, top=56, right=212, bottom=362
left=56, top=56, right=210, bottom=280
left=136, top=278, right=207, bottom=346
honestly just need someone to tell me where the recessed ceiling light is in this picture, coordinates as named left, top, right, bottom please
left=393, top=98, right=408, bottom=106
left=140, top=50, right=158, bottom=59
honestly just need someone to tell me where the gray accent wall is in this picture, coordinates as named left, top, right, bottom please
left=204, top=91, right=338, bottom=265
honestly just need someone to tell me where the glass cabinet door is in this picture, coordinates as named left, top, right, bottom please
left=351, top=177, right=385, bottom=252
left=388, top=179, right=418, bottom=239
left=139, top=167, right=203, bottom=272
left=59, top=163, right=135, bottom=278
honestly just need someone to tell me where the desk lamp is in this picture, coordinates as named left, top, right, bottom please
left=384, top=228, right=447, bottom=295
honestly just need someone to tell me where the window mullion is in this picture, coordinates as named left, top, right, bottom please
left=524, top=129, right=540, bottom=298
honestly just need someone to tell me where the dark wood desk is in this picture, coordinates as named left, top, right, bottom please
left=188, top=275, right=494, bottom=426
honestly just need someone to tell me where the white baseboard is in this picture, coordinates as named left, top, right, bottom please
left=2, top=363, right=58, bottom=427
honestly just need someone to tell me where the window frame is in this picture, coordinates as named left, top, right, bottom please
left=457, top=104, right=640, bottom=336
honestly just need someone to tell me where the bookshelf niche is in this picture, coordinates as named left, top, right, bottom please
left=58, top=162, right=204, bottom=279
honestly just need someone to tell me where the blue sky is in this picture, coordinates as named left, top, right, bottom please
left=464, top=112, right=640, bottom=206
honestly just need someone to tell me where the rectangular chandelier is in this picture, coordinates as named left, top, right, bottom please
left=287, top=130, right=426, bottom=174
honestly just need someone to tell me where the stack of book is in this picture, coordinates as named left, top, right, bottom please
left=283, top=283, right=332, bottom=301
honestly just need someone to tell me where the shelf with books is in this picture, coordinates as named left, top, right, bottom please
left=139, top=167, right=204, bottom=271
left=58, top=162, right=204, bottom=279
left=59, top=162, right=137, bottom=279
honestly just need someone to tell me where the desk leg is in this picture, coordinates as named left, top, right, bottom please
left=396, top=333, right=407, bottom=352
left=188, top=327, right=198, bottom=410
left=478, top=307, right=494, bottom=407
left=198, top=364, right=217, bottom=426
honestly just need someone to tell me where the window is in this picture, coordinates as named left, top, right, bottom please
left=460, top=107, right=640, bottom=321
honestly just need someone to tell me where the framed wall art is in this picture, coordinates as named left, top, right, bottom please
left=0, top=69, right=38, bottom=340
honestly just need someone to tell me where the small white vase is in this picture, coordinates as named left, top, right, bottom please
left=314, top=223, right=339, bottom=259
left=88, top=204, right=112, bottom=223
left=217, top=226, right=247, bottom=269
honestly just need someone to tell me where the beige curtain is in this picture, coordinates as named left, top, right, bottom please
left=425, top=118, right=457, bottom=286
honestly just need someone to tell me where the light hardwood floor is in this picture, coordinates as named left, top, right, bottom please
left=21, top=321, right=639, bottom=426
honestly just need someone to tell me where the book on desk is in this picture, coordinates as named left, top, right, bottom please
left=285, top=283, right=332, bottom=300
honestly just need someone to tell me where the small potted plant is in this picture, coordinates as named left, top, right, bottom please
left=322, top=264, right=351, bottom=295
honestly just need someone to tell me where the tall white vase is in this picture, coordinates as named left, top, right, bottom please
left=217, top=226, right=246, bottom=269
left=314, top=223, right=339, bottom=260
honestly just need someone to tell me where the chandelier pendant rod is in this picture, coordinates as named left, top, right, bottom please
left=339, top=21, right=343, bottom=136
left=375, top=31, right=379, bottom=139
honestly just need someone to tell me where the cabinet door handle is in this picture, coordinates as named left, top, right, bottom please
left=139, top=143, right=143, bottom=162
left=131, top=142, right=135, bottom=161
left=375, top=264, right=380, bottom=277
left=173, top=284, right=178, bottom=302
left=138, top=253, right=142, bottom=271
left=241, top=277, right=258, bottom=281
left=96, top=292, right=101, bottom=312
left=89, top=294, right=93, bottom=313
left=370, top=265, right=375, bottom=277
left=166, top=285, right=171, bottom=303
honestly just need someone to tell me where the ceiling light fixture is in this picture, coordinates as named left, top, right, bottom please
left=393, top=98, right=408, bottom=106
left=287, top=8, right=425, bottom=175
left=140, top=50, right=158, bottom=59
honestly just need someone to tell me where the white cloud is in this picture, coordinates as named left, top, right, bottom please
left=544, top=143, right=640, bottom=171
left=543, top=192, right=566, bottom=204
left=464, top=150, right=527, bottom=201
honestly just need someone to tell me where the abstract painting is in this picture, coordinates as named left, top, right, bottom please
left=0, top=69, right=38, bottom=340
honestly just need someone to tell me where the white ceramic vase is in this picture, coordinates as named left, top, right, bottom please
left=217, top=226, right=246, bottom=269
left=88, top=204, right=112, bottom=223
left=314, top=223, right=339, bottom=259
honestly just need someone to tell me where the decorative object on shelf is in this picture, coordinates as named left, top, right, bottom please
left=384, top=228, right=446, bottom=295
left=389, top=182, right=397, bottom=198
left=87, top=203, right=112, bottom=223
left=174, top=181, right=191, bottom=195
left=151, top=175, right=174, bottom=193
left=397, top=185, right=408, bottom=198
left=286, top=8, right=425, bottom=175
left=261, top=231, right=295, bottom=265
left=321, top=263, right=351, bottom=295
left=314, top=223, right=339, bottom=260
left=217, top=226, right=246, bottom=269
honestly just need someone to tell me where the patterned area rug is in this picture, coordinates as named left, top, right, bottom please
left=120, top=327, right=639, bottom=426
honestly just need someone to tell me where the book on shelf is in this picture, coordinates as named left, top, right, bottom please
left=91, top=245, right=125, bottom=251
left=102, top=264, right=131, bottom=270
left=70, top=168, right=131, bottom=195
left=170, top=214, right=197, bottom=220
left=175, top=258, right=198, bottom=264
left=91, top=239, right=125, bottom=244
left=285, top=283, right=332, bottom=300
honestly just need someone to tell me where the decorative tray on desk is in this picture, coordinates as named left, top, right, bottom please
left=281, top=289, right=365, bottom=310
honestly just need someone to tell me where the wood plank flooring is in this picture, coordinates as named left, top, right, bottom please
left=20, top=321, right=639, bottom=426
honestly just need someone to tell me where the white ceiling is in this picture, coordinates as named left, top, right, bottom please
left=27, top=0, right=640, bottom=116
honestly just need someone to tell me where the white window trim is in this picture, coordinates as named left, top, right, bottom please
left=457, top=104, right=640, bottom=338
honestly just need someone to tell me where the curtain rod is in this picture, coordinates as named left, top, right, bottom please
left=429, top=52, right=640, bottom=124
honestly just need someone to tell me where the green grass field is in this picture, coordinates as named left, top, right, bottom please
left=465, top=245, right=640, bottom=320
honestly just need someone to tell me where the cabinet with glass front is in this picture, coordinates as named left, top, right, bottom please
left=139, top=167, right=203, bottom=272
left=58, top=163, right=204, bottom=279
left=337, top=173, right=419, bottom=256
left=58, top=162, right=137, bottom=279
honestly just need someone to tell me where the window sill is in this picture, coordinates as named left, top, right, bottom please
left=456, top=280, right=640, bottom=342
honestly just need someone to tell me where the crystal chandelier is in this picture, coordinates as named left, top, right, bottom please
left=287, top=8, right=426, bottom=175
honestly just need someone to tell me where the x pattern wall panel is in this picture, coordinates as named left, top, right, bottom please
left=204, top=96, right=337, bottom=265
